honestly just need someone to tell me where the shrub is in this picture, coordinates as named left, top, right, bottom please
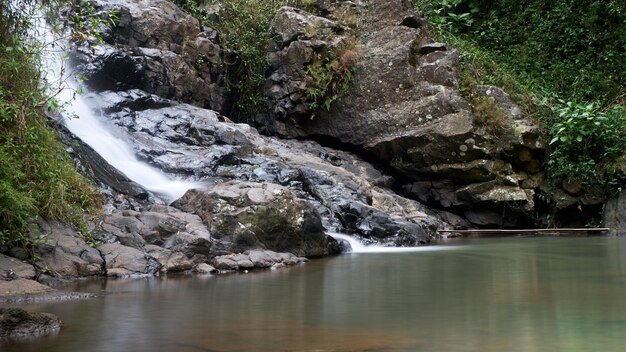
left=304, top=39, right=360, bottom=114
left=175, top=0, right=299, bottom=121
left=415, top=0, right=626, bottom=199
left=547, top=102, right=626, bottom=192
left=0, top=1, right=102, bottom=249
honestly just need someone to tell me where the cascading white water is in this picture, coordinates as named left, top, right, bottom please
left=329, top=232, right=457, bottom=253
left=38, top=15, right=199, bottom=203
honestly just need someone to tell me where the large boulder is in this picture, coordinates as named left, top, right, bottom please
left=33, top=221, right=104, bottom=278
left=97, top=243, right=161, bottom=277
left=0, top=254, right=35, bottom=280
left=172, top=181, right=332, bottom=256
left=96, top=204, right=211, bottom=271
left=260, top=0, right=545, bottom=227
left=71, top=0, right=237, bottom=114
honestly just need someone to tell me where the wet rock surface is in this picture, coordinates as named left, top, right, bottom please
left=173, top=182, right=331, bottom=256
left=93, top=89, right=460, bottom=242
left=0, top=0, right=569, bottom=305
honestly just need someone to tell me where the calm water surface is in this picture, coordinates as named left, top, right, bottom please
left=3, top=237, right=626, bottom=351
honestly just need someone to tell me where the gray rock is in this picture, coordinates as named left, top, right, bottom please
left=144, top=245, right=194, bottom=273
left=193, top=263, right=217, bottom=274
left=73, top=0, right=236, bottom=114
left=173, top=182, right=330, bottom=257
left=212, top=250, right=307, bottom=271
left=33, top=221, right=104, bottom=278
left=0, top=254, right=35, bottom=280
left=97, top=243, right=160, bottom=277
left=97, top=205, right=213, bottom=258
left=86, top=88, right=459, bottom=246
left=603, top=192, right=626, bottom=235
left=260, top=0, right=546, bottom=226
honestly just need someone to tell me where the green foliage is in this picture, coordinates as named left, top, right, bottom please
left=415, top=0, right=477, bottom=31
left=416, top=0, right=625, bottom=105
left=415, top=0, right=626, bottom=196
left=304, top=41, right=360, bottom=114
left=174, top=0, right=297, bottom=121
left=547, top=102, right=626, bottom=192
left=0, top=0, right=102, bottom=249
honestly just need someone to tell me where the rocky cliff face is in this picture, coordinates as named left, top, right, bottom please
left=5, top=0, right=486, bottom=283
left=260, top=0, right=546, bottom=227
left=71, top=0, right=237, bottom=114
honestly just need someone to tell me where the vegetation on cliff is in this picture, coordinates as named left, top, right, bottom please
left=174, top=0, right=358, bottom=121
left=415, top=0, right=626, bottom=197
left=0, top=1, right=101, bottom=249
left=174, top=0, right=296, bottom=120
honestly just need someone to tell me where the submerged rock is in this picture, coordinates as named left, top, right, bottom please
left=0, top=308, right=61, bottom=340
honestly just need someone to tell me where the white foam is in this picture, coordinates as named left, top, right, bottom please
left=328, top=232, right=457, bottom=253
left=38, top=17, right=199, bottom=203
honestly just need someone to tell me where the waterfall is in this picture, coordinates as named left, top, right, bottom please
left=328, top=233, right=457, bottom=253
left=38, top=15, right=199, bottom=203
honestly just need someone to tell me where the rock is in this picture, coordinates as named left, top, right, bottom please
left=0, top=278, right=93, bottom=304
left=562, top=178, right=583, bottom=196
left=603, top=192, right=626, bottom=235
left=193, top=263, right=217, bottom=274
left=84, top=88, right=458, bottom=246
left=144, top=245, right=194, bottom=273
left=97, top=204, right=213, bottom=259
left=173, top=182, right=331, bottom=257
left=73, top=0, right=237, bottom=114
left=261, top=6, right=352, bottom=129
left=260, top=0, right=546, bottom=226
left=418, top=42, right=447, bottom=54
left=97, top=243, right=160, bottom=277
left=33, top=221, right=104, bottom=278
left=0, top=308, right=61, bottom=340
left=0, top=254, right=35, bottom=280
left=0, top=279, right=54, bottom=298
left=211, top=250, right=307, bottom=271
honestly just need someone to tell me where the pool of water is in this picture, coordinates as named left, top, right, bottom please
left=3, top=236, right=626, bottom=351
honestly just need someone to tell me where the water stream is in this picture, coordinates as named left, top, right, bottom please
left=329, top=232, right=458, bottom=253
left=39, top=18, right=198, bottom=203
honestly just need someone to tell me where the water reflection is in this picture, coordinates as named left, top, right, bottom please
left=3, top=237, right=626, bottom=351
